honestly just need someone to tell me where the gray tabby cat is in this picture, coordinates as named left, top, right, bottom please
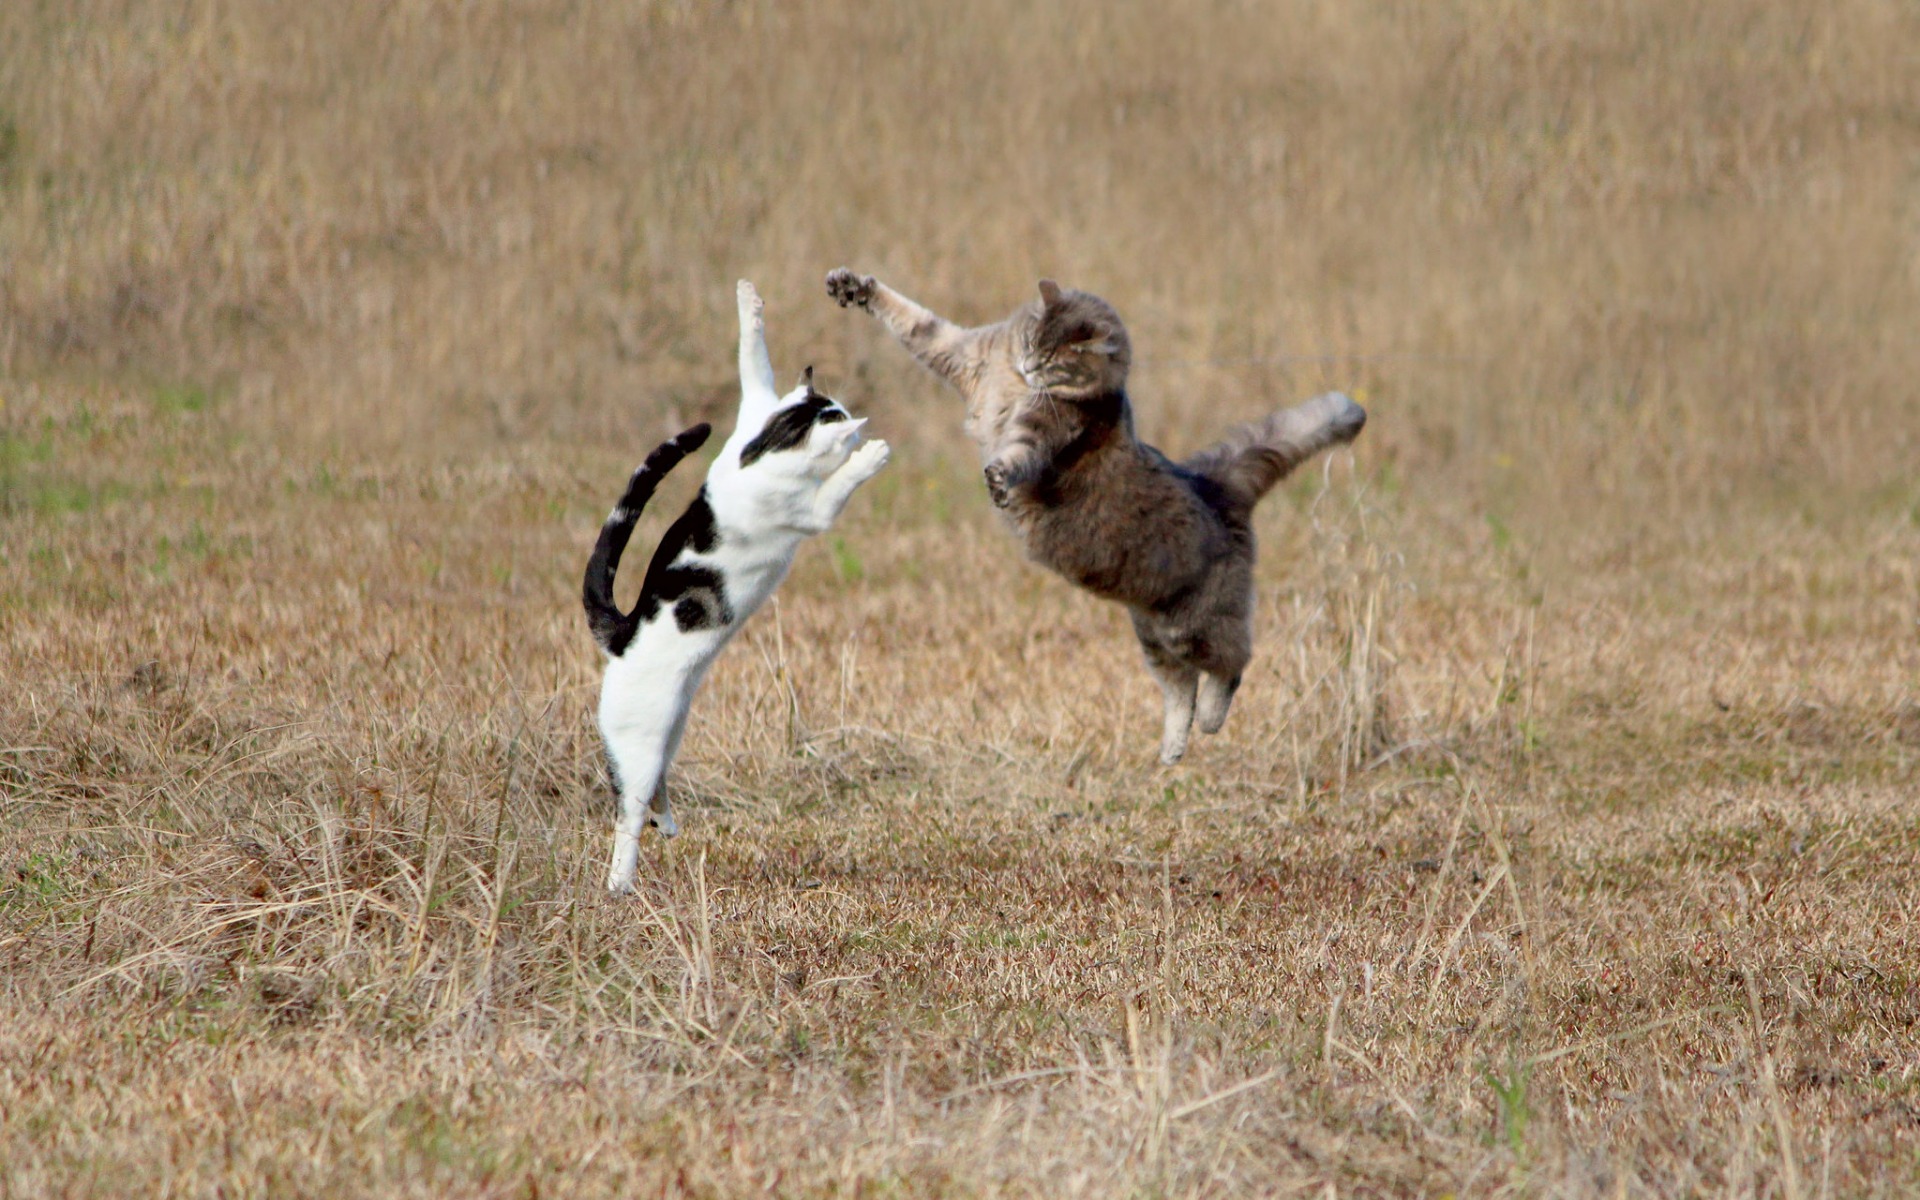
left=826, top=268, right=1365, bottom=763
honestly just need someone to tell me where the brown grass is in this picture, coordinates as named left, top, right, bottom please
left=3, top=1, right=1918, bottom=1195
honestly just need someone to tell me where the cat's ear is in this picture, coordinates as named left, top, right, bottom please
left=1037, top=279, right=1064, bottom=308
left=795, top=365, right=815, bottom=393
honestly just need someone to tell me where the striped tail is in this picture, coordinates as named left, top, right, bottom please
left=583, top=423, right=712, bottom=656
left=1182, top=392, right=1365, bottom=513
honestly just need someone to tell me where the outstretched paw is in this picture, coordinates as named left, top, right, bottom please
left=983, top=462, right=1014, bottom=508
left=825, top=268, right=876, bottom=310
left=737, top=279, right=765, bottom=330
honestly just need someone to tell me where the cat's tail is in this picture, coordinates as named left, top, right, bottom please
left=583, top=423, right=712, bottom=655
left=1184, top=392, right=1365, bottom=512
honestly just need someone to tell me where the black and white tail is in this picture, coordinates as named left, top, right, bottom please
left=1183, top=392, right=1366, bottom=514
left=583, top=423, right=712, bottom=656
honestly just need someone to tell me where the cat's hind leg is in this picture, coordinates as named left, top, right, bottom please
left=1132, top=612, right=1200, bottom=764
left=644, top=702, right=695, bottom=839
left=1194, top=587, right=1255, bottom=736
left=1196, top=671, right=1243, bottom=735
left=1150, top=660, right=1200, bottom=765
left=602, top=669, right=689, bottom=895
left=609, top=759, right=667, bottom=894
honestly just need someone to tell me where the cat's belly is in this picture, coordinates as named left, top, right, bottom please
left=1021, top=500, right=1214, bottom=608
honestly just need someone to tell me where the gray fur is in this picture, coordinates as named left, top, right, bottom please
left=828, top=269, right=1366, bottom=762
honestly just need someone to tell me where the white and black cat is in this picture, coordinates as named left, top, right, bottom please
left=584, top=281, right=890, bottom=895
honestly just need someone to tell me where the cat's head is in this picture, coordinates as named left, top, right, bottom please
left=1017, top=280, right=1132, bottom=399
left=737, top=366, right=867, bottom=476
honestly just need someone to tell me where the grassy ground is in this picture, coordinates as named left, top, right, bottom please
left=3, top=2, right=1918, bottom=1195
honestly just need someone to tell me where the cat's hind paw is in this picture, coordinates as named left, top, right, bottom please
left=825, top=268, right=876, bottom=310
left=607, top=831, right=640, bottom=895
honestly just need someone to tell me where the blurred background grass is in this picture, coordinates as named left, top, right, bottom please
left=5, top=0, right=1915, bottom=537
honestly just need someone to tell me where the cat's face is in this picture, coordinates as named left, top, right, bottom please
left=738, top=368, right=866, bottom=476
left=1017, top=280, right=1132, bottom=399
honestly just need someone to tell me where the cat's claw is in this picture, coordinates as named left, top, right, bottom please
left=825, top=268, right=876, bottom=310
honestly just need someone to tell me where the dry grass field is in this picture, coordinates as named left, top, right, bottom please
left=4, top=1, right=1919, bottom=1195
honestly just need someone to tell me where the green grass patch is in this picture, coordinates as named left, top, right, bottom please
left=153, top=383, right=211, bottom=415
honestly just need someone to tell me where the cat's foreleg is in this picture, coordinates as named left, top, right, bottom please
left=801, top=439, right=891, bottom=531
left=826, top=269, right=976, bottom=387
left=982, top=444, right=1046, bottom=508
left=737, top=280, right=780, bottom=422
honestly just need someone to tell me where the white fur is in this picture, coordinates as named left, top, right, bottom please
left=600, top=281, right=889, bottom=895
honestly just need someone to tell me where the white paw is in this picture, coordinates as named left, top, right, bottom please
left=850, top=439, right=891, bottom=478
left=648, top=809, right=680, bottom=838
left=737, top=280, right=763, bottom=328
left=608, top=826, right=642, bottom=894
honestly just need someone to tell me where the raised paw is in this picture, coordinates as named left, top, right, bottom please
left=848, top=438, right=891, bottom=479
left=737, top=279, right=764, bottom=327
left=825, top=268, right=876, bottom=310
left=983, top=461, right=1014, bottom=508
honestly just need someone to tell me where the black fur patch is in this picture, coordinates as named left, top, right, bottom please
left=635, top=488, right=733, bottom=633
left=738, top=395, right=846, bottom=467
left=583, top=422, right=711, bottom=658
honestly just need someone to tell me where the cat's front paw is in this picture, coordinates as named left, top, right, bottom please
left=849, top=438, right=891, bottom=480
left=737, top=279, right=764, bottom=329
left=825, top=268, right=876, bottom=310
left=984, top=461, right=1014, bottom=508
